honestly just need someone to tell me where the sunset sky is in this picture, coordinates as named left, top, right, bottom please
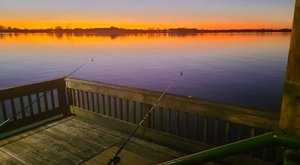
left=0, top=0, right=295, bottom=29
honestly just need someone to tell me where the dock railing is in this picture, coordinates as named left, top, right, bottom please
left=65, top=78, right=279, bottom=163
left=0, top=78, right=68, bottom=135
left=0, top=77, right=281, bottom=163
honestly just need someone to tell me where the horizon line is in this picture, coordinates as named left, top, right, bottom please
left=0, top=25, right=291, bottom=31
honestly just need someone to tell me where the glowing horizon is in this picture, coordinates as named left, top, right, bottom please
left=0, top=0, right=295, bottom=30
left=1, top=21, right=293, bottom=30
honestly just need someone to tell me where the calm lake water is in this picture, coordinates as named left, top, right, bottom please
left=0, top=32, right=290, bottom=112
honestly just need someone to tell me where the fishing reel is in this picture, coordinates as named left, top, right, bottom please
left=107, top=156, right=121, bottom=165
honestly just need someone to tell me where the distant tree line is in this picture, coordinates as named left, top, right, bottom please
left=0, top=25, right=291, bottom=34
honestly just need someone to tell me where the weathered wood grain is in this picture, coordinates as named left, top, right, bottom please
left=65, top=78, right=279, bottom=130
left=0, top=149, right=26, bottom=165
left=280, top=0, right=300, bottom=135
left=82, top=146, right=156, bottom=165
left=0, top=112, right=192, bottom=165
left=286, top=0, right=300, bottom=82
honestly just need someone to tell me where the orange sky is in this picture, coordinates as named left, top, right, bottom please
left=0, top=0, right=295, bottom=30
left=1, top=19, right=292, bottom=30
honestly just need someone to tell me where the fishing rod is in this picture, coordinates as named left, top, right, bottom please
left=0, top=57, right=94, bottom=128
left=108, top=71, right=183, bottom=165
left=65, top=57, right=94, bottom=79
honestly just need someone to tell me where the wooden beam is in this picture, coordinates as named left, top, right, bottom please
left=279, top=0, right=300, bottom=135
left=286, top=0, right=300, bottom=82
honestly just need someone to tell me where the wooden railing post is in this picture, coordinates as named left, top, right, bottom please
left=58, top=79, right=69, bottom=116
left=279, top=0, right=300, bottom=136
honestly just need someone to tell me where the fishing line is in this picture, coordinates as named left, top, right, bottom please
left=108, top=71, right=183, bottom=165
left=0, top=57, right=94, bottom=128
left=65, top=57, right=94, bottom=79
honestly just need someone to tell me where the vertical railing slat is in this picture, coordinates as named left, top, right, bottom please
left=168, top=108, right=171, bottom=133
left=28, top=94, right=34, bottom=115
left=67, top=88, right=72, bottom=107
left=71, top=89, right=75, bottom=107
left=160, top=107, right=163, bottom=131
left=176, top=111, right=180, bottom=136
left=113, top=96, right=118, bottom=119
left=50, top=90, right=55, bottom=110
left=151, top=107, right=155, bottom=129
left=36, top=93, right=42, bottom=113
left=225, top=122, right=230, bottom=144
left=20, top=96, right=26, bottom=118
left=70, top=88, right=74, bottom=106
left=43, top=92, right=49, bottom=112
left=203, top=117, right=208, bottom=143
left=214, top=119, right=219, bottom=146
left=102, top=94, right=105, bottom=115
left=86, top=92, right=90, bottom=110
left=96, top=93, right=100, bottom=113
left=237, top=125, right=242, bottom=141
left=195, top=115, right=199, bottom=140
left=10, top=98, right=17, bottom=121
left=0, top=101, right=8, bottom=121
left=108, top=96, right=112, bottom=116
left=133, top=101, right=137, bottom=123
left=142, top=104, right=151, bottom=127
left=262, top=148, right=268, bottom=161
left=119, top=98, right=123, bottom=120
left=185, top=112, right=189, bottom=138
left=91, top=93, right=95, bottom=112
left=249, top=127, right=256, bottom=157
left=126, top=100, right=129, bottom=122
left=250, top=127, right=256, bottom=137
left=77, top=90, right=81, bottom=108
left=81, top=91, right=85, bottom=109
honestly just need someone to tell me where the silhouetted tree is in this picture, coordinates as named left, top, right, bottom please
left=55, top=26, right=63, bottom=30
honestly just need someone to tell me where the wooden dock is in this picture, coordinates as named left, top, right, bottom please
left=0, top=114, right=186, bottom=165
left=0, top=78, right=279, bottom=164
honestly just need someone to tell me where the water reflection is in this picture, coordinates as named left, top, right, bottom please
left=0, top=32, right=290, bottom=111
left=0, top=32, right=204, bottom=41
left=0, top=31, right=290, bottom=41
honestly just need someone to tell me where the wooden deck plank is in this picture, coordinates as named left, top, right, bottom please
left=0, top=149, right=26, bottom=165
left=1, top=140, right=50, bottom=165
left=62, top=117, right=186, bottom=163
left=2, top=130, right=81, bottom=165
left=119, top=137, right=186, bottom=162
left=21, top=132, right=84, bottom=164
left=0, top=116, right=120, bottom=164
left=83, top=146, right=156, bottom=165
left=0, top=116, right=187, bottom=164
left=36, top=120, right=121, bottom=163
left=53, top=117, right=122, bottom=144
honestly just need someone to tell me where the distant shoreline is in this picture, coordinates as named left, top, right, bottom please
left=0, top=27, right=291, bottom=34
